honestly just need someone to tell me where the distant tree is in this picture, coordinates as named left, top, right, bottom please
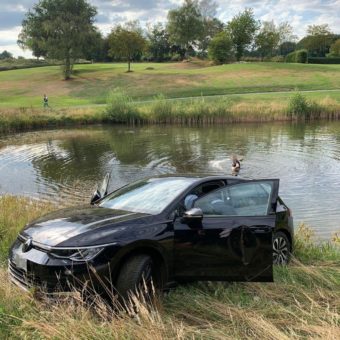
left=83, top=29, right=107, bottom=62
left=300, top=24, right=335, bottom=57
left=307, top=24, right=332, bottom=36
left=18, top=0, right=97, bottom=79
left=0, top=50, right=13, bottom=59
left=199, top=17, right=224, bottom=54
left=196, top=0, right=224, bottom=54
left=329, top=39, right=340, bottom=57
left=279, top=41, right=297, bottom=56
left=108, top=22, right=147, bottom=72
left=255, top=21, right=280, bottom=59
left=255, top=21, right=295, bottom=59
left=227, top=8, right=260, bottom=60
left=208, top=31, right=234, bottom=64
left=227, top=8, right=260, bottom=61
left=146, top=23, right=171, bottom=61
left=167, top=0, right=204, bottom=56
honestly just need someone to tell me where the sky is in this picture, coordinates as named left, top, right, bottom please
left=0, top=0, right=339, bottom=57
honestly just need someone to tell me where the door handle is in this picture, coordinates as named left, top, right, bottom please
left=251, top=226, right=271, bottom=233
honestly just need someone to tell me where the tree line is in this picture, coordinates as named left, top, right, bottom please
left=17, top=0, right=340, bottom=79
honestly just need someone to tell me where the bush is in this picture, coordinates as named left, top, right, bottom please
left=105, top=89, right=139, bottom=123
left=170, top=53, right=182, bottom=62
left=208, top=31, right=235, bottom=64
left=287, top=92, right=321, bottom=119
left=308, top=57, right=340, bottom=64
left=285, top=49, right=308, bottom=63
left=270, top=55, right=284, bottom=62
left=149, top=94, right=173, bottom=122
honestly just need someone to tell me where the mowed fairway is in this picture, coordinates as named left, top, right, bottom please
left=1, top=61, right=340, bottom=108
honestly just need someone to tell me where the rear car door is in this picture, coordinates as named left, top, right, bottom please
left=173, top=180, right=279, bottom=282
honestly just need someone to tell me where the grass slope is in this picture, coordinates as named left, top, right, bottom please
left=0, top=196, right=339, bottom=339
left=1, top=62, right=340, bottom=108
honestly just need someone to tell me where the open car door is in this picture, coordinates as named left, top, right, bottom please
left=174, top=179, right=279, bottom=282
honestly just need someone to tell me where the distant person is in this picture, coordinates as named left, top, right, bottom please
left=43, top=94, right=49, bottom=108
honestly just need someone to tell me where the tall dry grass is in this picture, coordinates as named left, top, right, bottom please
left=0, top=107, right=105, bottom=133
left=1, top=92, right=340, bottom=133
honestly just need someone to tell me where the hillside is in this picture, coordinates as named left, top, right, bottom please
left=1, top=62, right=340, bottom=108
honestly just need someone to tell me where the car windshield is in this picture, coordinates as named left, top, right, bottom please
left=99, top=177, right=197, bottom=214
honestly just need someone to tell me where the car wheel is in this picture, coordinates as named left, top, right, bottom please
left=115, top=254, right=159, bottom=301
left=273, top=232, right=291, bottom=265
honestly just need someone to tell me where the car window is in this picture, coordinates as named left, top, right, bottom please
left=179, top=180, right=226, bottom=212
left=99, top=177, right=197, bottom=214
left=194, top=181, right=273, bottom=217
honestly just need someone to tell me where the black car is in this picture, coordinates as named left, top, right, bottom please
left=9, top=175, right=293, bottom=298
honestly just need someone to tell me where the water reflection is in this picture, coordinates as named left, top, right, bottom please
left=0, top=122, right=340, bottom=238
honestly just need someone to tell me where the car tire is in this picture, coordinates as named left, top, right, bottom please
left=273, top=231, right=291, bottom=265
left=115, top=254, right=159, bottom=301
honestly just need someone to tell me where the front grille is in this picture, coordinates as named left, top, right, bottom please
left=8, top=260, right=32, bottom=290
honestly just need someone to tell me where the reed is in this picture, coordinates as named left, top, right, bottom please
left=1, top=92, right=340, bottom=133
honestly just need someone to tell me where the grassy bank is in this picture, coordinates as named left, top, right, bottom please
left=1, top=91, right=340, bottom=133
left=0, top=195, right=339, bottom=339
left=1, top=61, right=340, bottom=132
left=1, top=62, right=340, bottom=108
left=0, top=107, right=104, bottom=133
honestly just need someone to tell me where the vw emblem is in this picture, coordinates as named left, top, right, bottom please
left=22, top=238, right=33, bottom=253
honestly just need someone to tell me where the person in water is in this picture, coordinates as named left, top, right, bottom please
left=231, top=155, right=241, bottom=173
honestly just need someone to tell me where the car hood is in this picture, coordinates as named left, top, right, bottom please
left=20, top=205, right=148, bottom=247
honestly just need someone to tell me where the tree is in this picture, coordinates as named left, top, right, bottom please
left=227, top=8, right=260, bottom=61
left=196, top=0, right=224, bottom=54
left=255, top=21, right=280, bottom=59
left=329, top=39, right=340, bottom=57
left=18, top=0, right=97, bottom=79
left=83, top=30, right=107, bottom=62
left=108, top=23, right=146, bottom=72
left=167, top=0, right=204, bottom=56
left=300, top=24, right=335, bottom=57
left=208, top=31, right=234, bottom=64
left=199, top=17, right=224, bottom=54
left=279, top=41, right=296, bottom=56
left=255, top=21, right=295, bottom=59
left=146, top=23, right=171, bottom=61
left=0, top=50, right=13, bottom=59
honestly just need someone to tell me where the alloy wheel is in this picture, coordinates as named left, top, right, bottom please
left=273, top=236, right=289, bottom=265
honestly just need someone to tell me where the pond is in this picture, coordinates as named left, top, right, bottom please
left=1, top=122, right=340, bottom=239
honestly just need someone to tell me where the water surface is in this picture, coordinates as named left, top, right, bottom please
left=1, top=122, right=340, bottom=239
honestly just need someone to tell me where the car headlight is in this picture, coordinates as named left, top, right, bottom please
left=50, top=247, right=104, bottom=262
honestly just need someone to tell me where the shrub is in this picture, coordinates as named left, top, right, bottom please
left=208, top=31, right=235, bottom=64
left=170, top=53, right=182, bottom=62
left=105, top=89, right=139, bottom=123
left=285, top=49, right=308, bottom=63
left=329, top=38, right=340, bottom=57
left=149, top=94, right=173, bottom=122
left=308, top=57, right=340, bottom=64
left=287, top=92, right=321, bottom=119
left=270, top=55, right=284, bottom=62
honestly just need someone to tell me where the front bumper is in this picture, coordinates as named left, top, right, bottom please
left=8, top=239, right=112, bottom=293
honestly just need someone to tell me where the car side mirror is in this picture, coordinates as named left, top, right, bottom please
left=90, top=173, right=111, bottom=204
left=181, top=208, right=203, bottom=228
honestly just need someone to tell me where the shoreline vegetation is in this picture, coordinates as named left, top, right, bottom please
left=1, top=61, right=340, bottom=133
left=1, top=91, right=340, bottom=133
left=0, top=195, right=339, bottom=338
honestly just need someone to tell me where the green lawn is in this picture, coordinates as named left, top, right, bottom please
left=1, top=62, right=340, bottom=108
